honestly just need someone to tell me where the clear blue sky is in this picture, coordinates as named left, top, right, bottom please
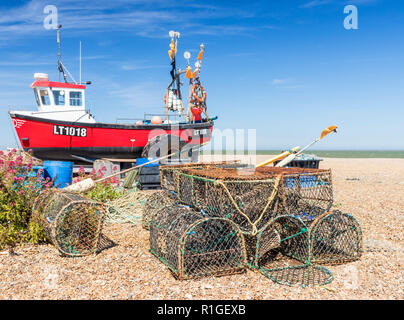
left=0, top=0, right=403, bottom=150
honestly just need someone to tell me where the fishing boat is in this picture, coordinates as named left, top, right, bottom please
left=9, top=28, right=214, bottom=165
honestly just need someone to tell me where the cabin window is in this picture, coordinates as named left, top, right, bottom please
left=33, top=89, right=40, bottom=106
left=69, top=91, right=82, bottom=107
left=39, top=89, right=50, bottom=105
left=53, top=90, right=66, bottom=106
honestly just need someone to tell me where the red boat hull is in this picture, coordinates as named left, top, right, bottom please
left=10, top=113, right=213, bottom=163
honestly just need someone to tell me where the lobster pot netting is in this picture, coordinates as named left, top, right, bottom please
left=309, top=210, right=363, bottom=265
left=244, top=228, right=280, bottom=269
left=176, top=169, right=281, bottom=235
left=32, top=190, right=106, bottom=257
left=258, top=211, right=362, bottom=287
left=260, top=265, right=334, bottom=287
left=160, top=161, right=249, bottom=193
left=246, top=215, right=310, bottom=269
left=277, top=168, right=333, bottom=223
left=255, top=215, right=333, bottom=288
left=273, top=215, right=310, bottom=263
left=142, top=191, right=176, bottom=230
left=149, top=205, right=246, bottom=280
left=174, top=167, right=332, bottom=235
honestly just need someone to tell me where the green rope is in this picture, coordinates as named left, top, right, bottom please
left=280, top=228, right=308, bottom=243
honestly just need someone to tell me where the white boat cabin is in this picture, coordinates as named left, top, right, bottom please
left=12, top=73, right=96, bottom=123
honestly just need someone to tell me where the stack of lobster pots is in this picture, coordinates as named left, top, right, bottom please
left=145, top=161, right=363, bottom=286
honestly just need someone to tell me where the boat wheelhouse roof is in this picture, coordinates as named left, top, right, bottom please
left=30, top=80, right=86, bottom=90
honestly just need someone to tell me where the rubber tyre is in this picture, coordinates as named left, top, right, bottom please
left=141, top=134, right=189, bottom=164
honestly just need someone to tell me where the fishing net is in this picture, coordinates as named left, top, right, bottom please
left=106, top=190, right=151, bottom=224
left=142, top=190, right=176, bottom=230
left=32, top=189, right=106, bottom=257
left=149, top=205, right=246, bottom=280
left=309, top=210, right=363, bottom=265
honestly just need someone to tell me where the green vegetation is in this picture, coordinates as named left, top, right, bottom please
left=0, top=150, right=50, bottom=251
left=75, top=165, right=124, bottom=202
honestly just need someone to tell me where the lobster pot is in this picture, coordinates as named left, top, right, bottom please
left=173, top=167, right=333, bottom=235
left=275, top=168, right=333, bottom=222
left=32, top=189, right=106, bottom=257
left=309, top=211, right=363, bottom=265
left=176, top=167, right=282, bottom=235
left=269, top=215, right=310, bottom=263
left=244, top=226, right=281, bottom=269
left=142, top=191, right=176, bottom=230
left=160, top=161, right=248, bottom=193
left=246, top=215, right=310, bottom=269
left=149, top=205, right=246, bottom=280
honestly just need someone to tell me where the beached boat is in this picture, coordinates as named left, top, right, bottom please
left=9, top=28, right=214, bottom=164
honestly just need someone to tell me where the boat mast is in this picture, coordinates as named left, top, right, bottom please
left=166, top=31, right=183, bottom=121
left=57, top=25, right=66, bottom=83
left=79, top=41, right=82, bottom=85
left=56, top=25, right=78, bottom=84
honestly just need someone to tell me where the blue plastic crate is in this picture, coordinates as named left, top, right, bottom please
left=284, top=175, right=319, bottom=188
left=136, top=157, right=159, bottom=167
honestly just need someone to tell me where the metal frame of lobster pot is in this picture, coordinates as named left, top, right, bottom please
left=32, top=189, right=107, bottom=257
left=149, top=205, right=247, bottom=280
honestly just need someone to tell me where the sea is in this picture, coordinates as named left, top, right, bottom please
left=201, top=150, right=404, bottom=158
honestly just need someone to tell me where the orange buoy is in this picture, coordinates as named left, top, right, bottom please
left=191, top=83, right=206, bottom=103
left=151, top=116, right=162, bottom=124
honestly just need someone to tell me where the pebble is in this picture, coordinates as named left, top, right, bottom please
left=0, top=157, right=402, bottom=300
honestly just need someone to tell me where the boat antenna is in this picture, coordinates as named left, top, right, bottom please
left=79, top=41, right=82, bottom=84
left=57, top=25, right=67, bottom=83
left=56, top=25, right=78, bottom=84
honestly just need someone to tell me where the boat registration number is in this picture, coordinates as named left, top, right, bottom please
left=193, top=129, right=209, bottom=136
left=53, top=125, right=87, bottom=137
